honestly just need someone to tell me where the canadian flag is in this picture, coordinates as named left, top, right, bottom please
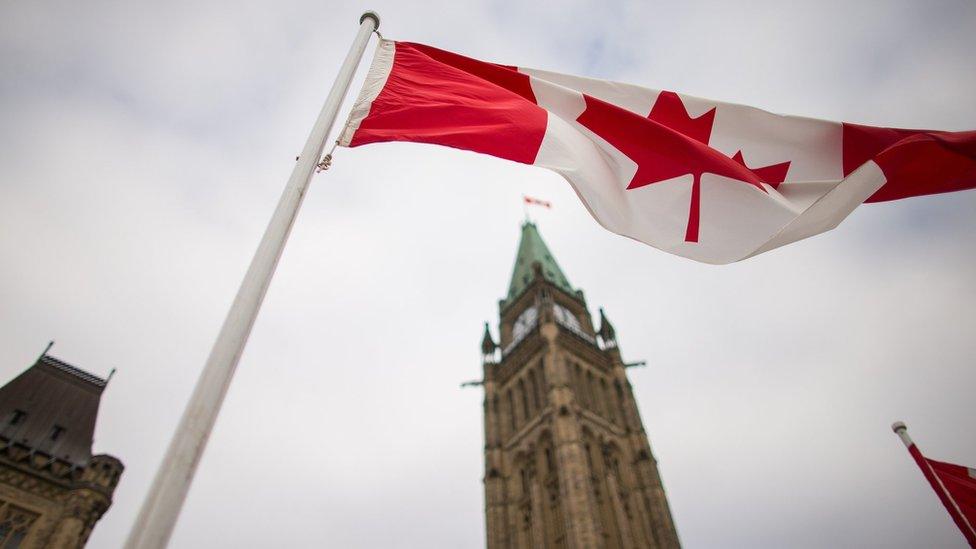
left=339, top=40, right=975, bottom=264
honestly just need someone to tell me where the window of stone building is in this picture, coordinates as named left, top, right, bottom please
left=492, top=395, right=500, bottom=432
left=614, top=381, right=627, bottom=423
left=507, top=390, right=516, bottom=433
left=7, top=410, right=25, bottom=427
left=527, top=370, right=539, bottom=413
left=572, top=363, right=588, bottom=409
left=585, top=371, right=597, bottom=414
left=533, top=365, right=546, bottom=408
left=0, top=501, right=39, bottom=549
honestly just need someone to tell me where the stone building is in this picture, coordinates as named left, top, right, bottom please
left=480, top=222, right=680, bottom=549
left=0, top=351, right=122, bottom=548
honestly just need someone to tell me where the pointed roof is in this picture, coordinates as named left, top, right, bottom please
left=481, top=322, right=497, bottom=355
left=505, top=222, right=574, bottom=304
left=598, top=307, right=617, bottom=344
left=0, top=354, right=108, bottom=467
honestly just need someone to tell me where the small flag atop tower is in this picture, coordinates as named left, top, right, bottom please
left=523, top=195, right=552, bottom=209
left=522, top=195, right=551, bottom=222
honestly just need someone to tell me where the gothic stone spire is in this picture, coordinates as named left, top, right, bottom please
left=480, top=223, right=681, bottom=549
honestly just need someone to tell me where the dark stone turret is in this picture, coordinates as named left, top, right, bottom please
left=481, top=322, right=498, bottom=357
left=0, top=349, right=123, bottom=547
left=598, top=307, right=617, bottom=348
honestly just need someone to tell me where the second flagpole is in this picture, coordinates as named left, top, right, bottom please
left=893, top=422, right=976, bottom=547
left=124, top=11, right=380, bottom=549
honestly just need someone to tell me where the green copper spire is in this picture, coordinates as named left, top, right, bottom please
left=505, top=221, right=574, bottom=303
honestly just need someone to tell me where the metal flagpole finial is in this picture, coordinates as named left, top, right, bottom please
left=891, top=421, right=913, bottom=447
left=360, top=11, right=380, bottom=29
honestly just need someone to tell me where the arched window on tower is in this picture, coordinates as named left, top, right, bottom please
left=615, top=381, right=628, bottom=424
left=0, top=504, right=39, bottom=549
left=492, top=394, right=500, bottom=441
left=519, top=378, right=531, bottom=422
left=586, top=370, right=597, bottom=413
left=507, top=389, right=517, bottom=434
left=528, top=368, right=541, bottom=412
left=602, top=378, right=616, bottom=423
left=584, top=442, right=595, bottom=477
left=535, top=365, right=547, bottom=407
left=574, top=363, right=587, bottom=409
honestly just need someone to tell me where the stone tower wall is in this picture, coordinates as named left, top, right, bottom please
left=0, top=449, right=121, bottom=548
left=483, top=285, right=680, bottom=549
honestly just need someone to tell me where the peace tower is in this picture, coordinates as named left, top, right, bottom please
left=479, top=222, right=680, bottom=549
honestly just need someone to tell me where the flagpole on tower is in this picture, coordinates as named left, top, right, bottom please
left=124, top=11, right=380, bottom=549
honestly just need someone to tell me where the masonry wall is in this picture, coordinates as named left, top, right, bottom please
left=0, top=449, right=122, bottom=548
left=483, top=285, right=680, bottom=549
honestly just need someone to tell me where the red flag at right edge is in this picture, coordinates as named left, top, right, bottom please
left=893, top=422, right=976, bottom=547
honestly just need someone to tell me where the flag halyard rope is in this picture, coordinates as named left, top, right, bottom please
left=316, top=140, right=340, bottom=173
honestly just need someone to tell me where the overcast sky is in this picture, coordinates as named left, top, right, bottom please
left=1, top=1, right=974, bottom=547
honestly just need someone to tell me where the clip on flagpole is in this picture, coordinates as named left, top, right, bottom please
left=317, top=140, right=339, bottom=172
left=124, top=11, right=380, bottom=549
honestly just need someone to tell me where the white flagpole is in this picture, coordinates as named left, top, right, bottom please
left=124, top=11, right=379, bottom=549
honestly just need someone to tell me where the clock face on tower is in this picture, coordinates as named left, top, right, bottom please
left=553, top=303, right=582, bottom=332
left=512, top=306, right=538, bottom=341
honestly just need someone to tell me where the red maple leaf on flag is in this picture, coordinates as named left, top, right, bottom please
left=576, top=91, right=791, bottom=242
left=731, top=151, right=791, bottom=190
